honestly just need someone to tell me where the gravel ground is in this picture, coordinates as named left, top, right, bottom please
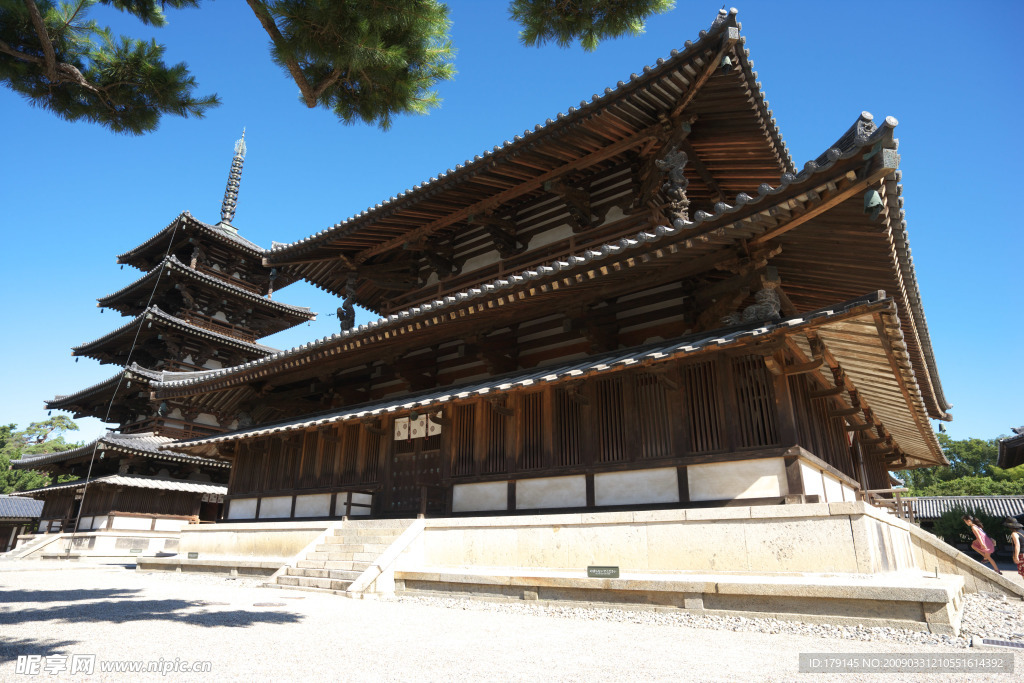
left=0, top=564, right=1020, bottom=682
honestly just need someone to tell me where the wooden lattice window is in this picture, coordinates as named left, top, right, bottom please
left=732, top=355, right=779, bottom=448
left=595, top=376, right=627, bottom=463
left=634, top=372, right=674, bottom=460
left=451, top=403, right=476, bottom=477
left=682, top=360, right=723, bottom=453
left=484, top=399, right=508, bottom=475
left=553, top=387, right=583, bottom=467
left=519, top=391, right=544, bottom=471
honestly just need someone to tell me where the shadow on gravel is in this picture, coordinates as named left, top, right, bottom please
left=0, top=595, right=303, bottom=628
left=0, top=637, right=80, bottom=661
left=0, top=588, right=139, bottom=604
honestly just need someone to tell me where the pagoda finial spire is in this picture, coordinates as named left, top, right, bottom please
left=219, top=128, right=247, bottom=231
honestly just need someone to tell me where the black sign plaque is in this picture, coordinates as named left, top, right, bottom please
left=587, top=565, right=619, bottom=578
left=187, top=552, right=199, bottom=559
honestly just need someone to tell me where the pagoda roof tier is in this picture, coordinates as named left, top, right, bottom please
left=147, top=114, right=950, bottom=423
left=71, top=306, right=278, bottom=366
left=10, top=474, right=227, bottom=499
left=9, top=432, right=228, bottom=472
left=96, top=254, right=315, bottom=331
left=46, top=364, right=159, bottom=422
left=116, top=212, right=300, bottom=290
left=167, top=292, right=945, bottom=470
left=264, top=9, right=792, bottom=309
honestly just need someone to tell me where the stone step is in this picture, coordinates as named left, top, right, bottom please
left=323, top=534, right=400, bottom=546
left=276, top=575, right=352, bottom=591
left=296, top=560, right=326, bottom=570
left=318, top=551, right=382, bottom=562
left=314, top=543, right=390, bottom=554
left=287, top=567, right=363, bottom=581
left=333, top=520, right=411, bottom=530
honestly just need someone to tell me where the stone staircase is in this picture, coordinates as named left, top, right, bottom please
left=273, top=519, right=412, bottom=594
left=0, top=533, right=59, bottom=560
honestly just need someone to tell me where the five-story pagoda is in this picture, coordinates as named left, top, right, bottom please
left=12, top=134, right=316, bottom=535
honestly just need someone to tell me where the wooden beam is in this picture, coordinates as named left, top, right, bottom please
left=749, top=152, right=898, bottom=246
left=678, top=140, right=724, bottom=203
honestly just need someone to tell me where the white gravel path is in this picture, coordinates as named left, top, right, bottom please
left=0, top=564, right=1020, bottom=682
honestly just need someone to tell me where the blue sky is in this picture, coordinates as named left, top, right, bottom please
left=1, top=1, right=1020, bottom=445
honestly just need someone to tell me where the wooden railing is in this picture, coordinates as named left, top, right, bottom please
left=858, top=488, right=916, bottom=523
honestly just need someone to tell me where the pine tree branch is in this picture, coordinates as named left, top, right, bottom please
left=0, top=38, right=45, bottom=64
left=245, top=0, right=317, bottom=108
left=310, top=64, right=345, bottom=103
left=23, top=0, right=58, bottom=80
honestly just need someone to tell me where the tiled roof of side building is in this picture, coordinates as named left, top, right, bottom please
left=166, top=292, right=945, bottom=468
left=10, top=432, right=229, bottom=470
left=905, top=496, right=1024, bottom=522
left=0, top=495, right=44, bottom=520
left=151, top=113, right=949, bottom=420
left=265, top=8, right=791, bottom=265
left=9, top=475, right=228, bottom=497
left=96, top=254, right=315, bottom=319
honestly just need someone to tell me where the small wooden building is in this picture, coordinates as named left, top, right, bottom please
left=159, top=10, right=951, bottom=521
left=0, top=495, right=42, bottom=552
left=997, top=428, right=1024, bottom=469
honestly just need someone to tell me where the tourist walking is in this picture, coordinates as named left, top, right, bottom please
left=1004, top=517, right=1024, bottom=578
left=963, top=515, right=1000, bottom=573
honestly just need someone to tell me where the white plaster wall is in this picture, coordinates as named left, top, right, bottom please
left=517, top=476, right=586, bottom=510
left=461, top=251, right=499, bottom=274
left=823, top=474, right=844, bottom=503
left=351, top=493, right=372, bottom=505
left=294, top=493, right=331, bottom=518
left=258, top=496, right=293, bottom=519
left=453, top=481, right=508, bottom=512
left=153, top=518, right=187, bottom=531
left=227, top=498, right=258, bottom=520
left=841, top=484, right=856, bottom=502
left=688, top=458, right=786, bottom=502
left=111, top=515, right=152, bottom=531
left=594, top=468, right=679, bottom=506
left=195, top=412, right=220, bottom=427
left=79, top=517, right=95, bottom=531
left=528, top=222, right=573, bottom=249
left=800, top=462, right=825, bottom=501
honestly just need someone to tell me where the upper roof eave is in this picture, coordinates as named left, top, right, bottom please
left=97, top=255, right=315, bottom=320
left=264, top=8, right=792, bottom=266
left=151, top=114, right=901, bottom=398
left=116, top=212, right=266, bottom=269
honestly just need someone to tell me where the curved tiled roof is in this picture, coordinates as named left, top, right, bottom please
left=906, top=496, right=1024, bottom=522
left=10, top=474, right=227, bottom=497
left=71, top=305, right=278, bottom=360
left=10, top=432, right=228, bottom=471
left=0, top=495, right=43, bottom=520
left=265, top=8, right=791, bottom=265
left=116, top=211, right=265, bottom=267
left=97, top=254, right=315, bottom=320
left=46, top=364, right=161, bottom=410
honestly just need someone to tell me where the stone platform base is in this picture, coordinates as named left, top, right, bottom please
left=395, top=567, right=966, bottom=636
left=137, top=556, right=281, bottom=576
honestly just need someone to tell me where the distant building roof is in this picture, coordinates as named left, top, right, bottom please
left=0, top=495, right=44, bottom=520
left=997, top=427, right=1024, bottom=469
left=905, top=495, right=1024, bottom=521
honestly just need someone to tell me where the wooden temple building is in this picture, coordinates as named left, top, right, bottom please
left=156, top=9, right=951, bottom=523
left=12, top=134, right=315, bottom=533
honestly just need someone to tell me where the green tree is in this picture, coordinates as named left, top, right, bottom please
left=0, top=416, right=82, bottom=494
left=511, top=0, right=674, bottom=51
left=930, top=506, right=1004, bottom=546
left=1, top=0, right=674, bottom=133
left=903, top=434, right=999, bottom=493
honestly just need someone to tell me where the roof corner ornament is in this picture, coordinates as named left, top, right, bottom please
left=338, top=273, right=357, bottom=332
left=219, top=129, right=247, bottom=231
left=655, top=146, right=690, bottom=228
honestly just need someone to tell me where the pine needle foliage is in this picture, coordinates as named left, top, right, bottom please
left=509, top=0, right=674, bottom=52
left=0, top=0, right=218, bottom=134
left=248, top=0, right=455, bottom=130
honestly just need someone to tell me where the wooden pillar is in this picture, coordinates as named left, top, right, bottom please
left=771, top=352, right=799, bottom=447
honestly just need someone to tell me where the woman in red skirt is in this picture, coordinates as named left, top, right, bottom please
left=963, top=515, right=1000, bottom=573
